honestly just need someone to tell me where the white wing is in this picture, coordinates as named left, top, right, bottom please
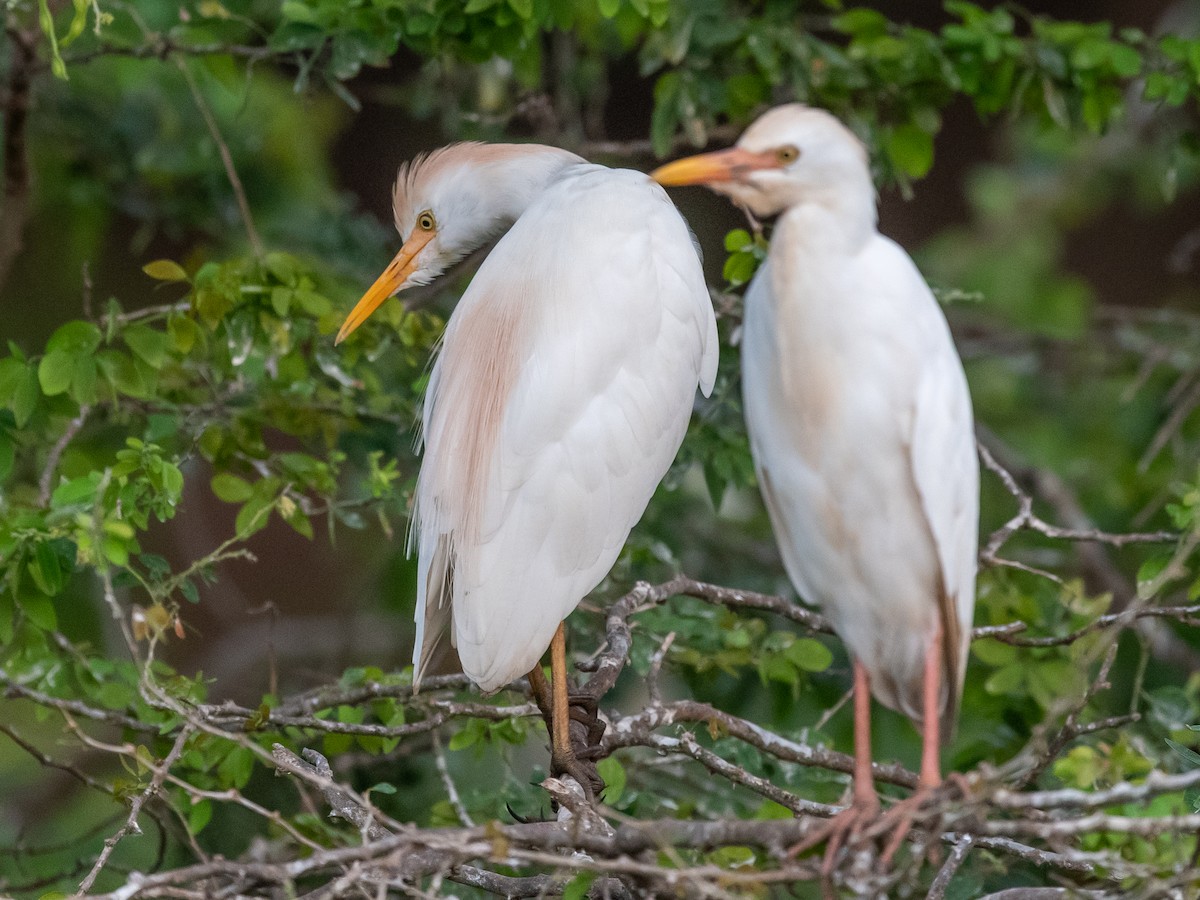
left=909, top=294, right=979, bottom=724
left=414, top=165, right=716, bottom=691
left=742, top=226, right=976, bottom=725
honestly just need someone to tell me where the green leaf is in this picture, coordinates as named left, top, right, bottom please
left=51, top=474, right=101, bottom=508
left=38, top=351, right=75, bottom=396
left=124, top=326, right=171, bottom=369
left=69, top=356, right=97, bottom=404
left=32, top=541, right=66, bottom=596
left=217, top=746, right=255, bottom=789
left=786, top=638, right=833, bottom=672
left=1166, top=738, right=1200, bottom=769
left=723, top=229, right=751, bottom=252
left=833, top=8, right=888, bottom=37
left=723, top=252, right=758, bottom=287
left=562, top=872, right=599, bottom=900
left=12, top=367, right=37, bottom=426
left=18, top=591, right=57, bottom=630
left=187, top=799, right=213, bottom=834
left=169, top=316, right=200, bottom=354
left=886, top=123, right=935, bottom=179
left=46, top=321, right=102, bottom=354
left=596, top=756, right=626, bottom=805
left=236, top=494, right=275, bottom=536
left=142, top=259, right=189, bottom=282
left=597, top=0, right=620, bottom=17
left=211, top=473, right=254, bottom=503
left=709, top=845, right=756, bottom=867
left=447, top=725, right=479, bottom=752
left=0, top=430, right=12, bottom=480
left=37, top=0, right=68, bottom=80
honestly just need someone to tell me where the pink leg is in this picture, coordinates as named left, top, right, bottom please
left=876, top=624, right=943, bottom=863
left=918, top=622, right=942, bottom=789
left=788, top=660, right=881, bottom=874
left=850, top=659, right=881, bottom=809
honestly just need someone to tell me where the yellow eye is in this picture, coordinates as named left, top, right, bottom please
left=416, top=211, right=436, bottom=231
left=776, top=145, right=800, bottom=164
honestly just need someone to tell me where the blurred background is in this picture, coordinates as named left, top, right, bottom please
left=3, top=0, right=1200, bottom=895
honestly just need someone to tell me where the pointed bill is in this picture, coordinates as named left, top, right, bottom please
left=651, top=147, right=780, bottom=187
left=336, top=230, right=436, bottom=344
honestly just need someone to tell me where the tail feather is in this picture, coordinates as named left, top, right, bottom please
left=413, top=533, right=454, bottom=692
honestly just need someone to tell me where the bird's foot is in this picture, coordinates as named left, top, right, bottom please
left=568, top=691, right=607, bottom=749
left=866, top=783, right=941, bottom=866
left=786, top=790, right=881, bottom=879
left=506, top=802, right=552, bottom=824
left=549, top=744, right=605, bottom=803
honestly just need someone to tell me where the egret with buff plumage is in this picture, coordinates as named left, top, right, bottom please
left=337, top=142, right=718, bottom=796
left=653, top=105, right=979, bottom=866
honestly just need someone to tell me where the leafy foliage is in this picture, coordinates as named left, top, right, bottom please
left=4, top=0, right=1200, bottom=897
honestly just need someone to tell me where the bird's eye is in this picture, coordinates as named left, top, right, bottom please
left=416, top=211, right=437, bottom=231
left=776, top=145, right=800, bottom=164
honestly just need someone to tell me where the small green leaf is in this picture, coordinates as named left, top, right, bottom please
left=187, top=798, right=213, bottom=834
left=236, top=494, right=275, bottom=536
left=886, top=123, right=935, bottom=179
left=211, top=473, right=254, bottom=503
left=37, top=0, right=68, bottom=80
left=709, top=845, right=756, bottom=868
left=38, top=351, right=76, bottom=396
left=18, top=591, right=57, bottom=630
left=563, top=872, right=599, bottom=900
left=447, top=728, right=478, bottom=752
left=124, top=326, right=171, bottom=369
left=30, top=545, right=62, bottom=597
left=142, top=259, right=189, bottom=282
left=596, top=756, right=626, bottom=805
left=217, top=746, right=255, bottom=789
left=169, top=316, right=200, bottom=354
left=1166, top=738, right=1200, bottom=769
left=46, top=321, right=102, bottom=354
left=723, top=229, right=751, bottom=252
left=0, top=431, right=13, bottom=480
left=51, top=474, right=101, bottom=508
left=69, top=356, right=97, bottom=404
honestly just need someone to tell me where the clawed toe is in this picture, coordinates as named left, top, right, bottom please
left=551, top=751, right=605, bottom=802
left=568, top=692, right=607, bottom=746
left=787, top=793, right=880, bottom=878
left=868, top=785, right=941, bottom=865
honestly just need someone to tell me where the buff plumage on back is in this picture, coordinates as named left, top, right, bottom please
left=408, top=154, right=717, bottom=692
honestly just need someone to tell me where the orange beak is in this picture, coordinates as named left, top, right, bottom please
left=651, top=147, right=781, bottom=187
left=335, top=229, right=436, bottom=344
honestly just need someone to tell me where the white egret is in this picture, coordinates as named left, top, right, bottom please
left=653, top=105, right=978, bottom=861
left=337, top=142, right=718, bottom=794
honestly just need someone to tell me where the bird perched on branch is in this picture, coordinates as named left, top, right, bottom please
left=337, top=142, right=718, bottom=795
left=653, top=105, right=978, bottom=864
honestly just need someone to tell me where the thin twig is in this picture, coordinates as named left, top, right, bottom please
left=174, top=57, right=264, bottom=257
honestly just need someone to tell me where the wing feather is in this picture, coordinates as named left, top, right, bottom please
left=413, top=166, right=716, bottom=692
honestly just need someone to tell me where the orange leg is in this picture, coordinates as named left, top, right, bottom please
left=875, top=624, right=943, bottom=863
left=788, top=660, right=881, bottom=873
left=550, top=623, right=573, bottom=767
left=537, top=623, right=604, bottom=801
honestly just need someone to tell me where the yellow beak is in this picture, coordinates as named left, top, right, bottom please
left=651, top=147, right=780, bottom=187
left=335, top=229, right=436, bottom=344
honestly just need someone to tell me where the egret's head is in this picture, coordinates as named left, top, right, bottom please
left=651, top=104, right=872, bottom=219
left=336, top=142, right=579, bottom=343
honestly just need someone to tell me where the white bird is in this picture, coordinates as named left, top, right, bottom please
left=653, top=105, right=978, bottom=860
left=337, top=142, right=718, bottom=793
